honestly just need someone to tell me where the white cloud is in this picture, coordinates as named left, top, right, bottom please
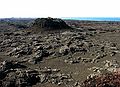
left=0, top=0, right=120, bottom=18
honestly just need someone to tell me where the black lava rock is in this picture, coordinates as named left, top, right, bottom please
left=32, top=17, right=71, bottom=31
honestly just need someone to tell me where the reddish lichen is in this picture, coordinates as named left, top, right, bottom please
left=81, top=71, right=120, bottom=87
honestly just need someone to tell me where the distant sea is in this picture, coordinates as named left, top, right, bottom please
left=62, top=17, right=120, bottom=21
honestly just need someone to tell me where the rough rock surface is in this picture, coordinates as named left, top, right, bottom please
left=1, top=19, right=120, bottom=87
left=32, top=17, right=71, bottom=32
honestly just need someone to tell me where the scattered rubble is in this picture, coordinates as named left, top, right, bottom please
left=1, top=18, right=120, bottom=87
left=0, top=61, right=73, bottom=87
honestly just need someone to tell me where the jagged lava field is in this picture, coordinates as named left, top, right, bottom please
left=0, top=18, right=120, bottom=87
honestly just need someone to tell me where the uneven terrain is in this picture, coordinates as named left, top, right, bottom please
left=0, top=18, right=120, bottom=87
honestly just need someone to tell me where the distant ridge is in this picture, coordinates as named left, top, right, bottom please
left=1, top=17, right=120, bottom=22
left=61, top=17, right=120, bottom=21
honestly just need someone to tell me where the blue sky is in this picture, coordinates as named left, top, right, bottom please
left=0, top=0, right=120, bottom=18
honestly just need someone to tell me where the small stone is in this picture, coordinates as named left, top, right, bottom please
left=91, top=58, right=99, bottom=63
left=39, top=74, right=47, bottom=83
left=81, top=58, right=92, bottom=63
left=64, top=60, right=69, bottom=63
left=51, top=69, right=60, bottom=72
left=69, top=60, right=80, bottom=64
left=110, top=47, right=118, bottom=50
left=57, top=82, right=62, bottom=85
left=59, top=45, right=69, bottom=55
left=74, top=82, right=79, bottom=86
left=87, top=73, right=99, bottom=79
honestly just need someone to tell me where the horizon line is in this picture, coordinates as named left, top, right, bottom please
left=0, top=17, right=120, bottom=19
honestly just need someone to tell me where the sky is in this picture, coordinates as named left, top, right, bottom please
left=0, top=0, right=120, bottom=18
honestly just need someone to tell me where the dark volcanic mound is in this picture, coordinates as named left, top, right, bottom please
left=32, top=17, right=71, bottom=32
